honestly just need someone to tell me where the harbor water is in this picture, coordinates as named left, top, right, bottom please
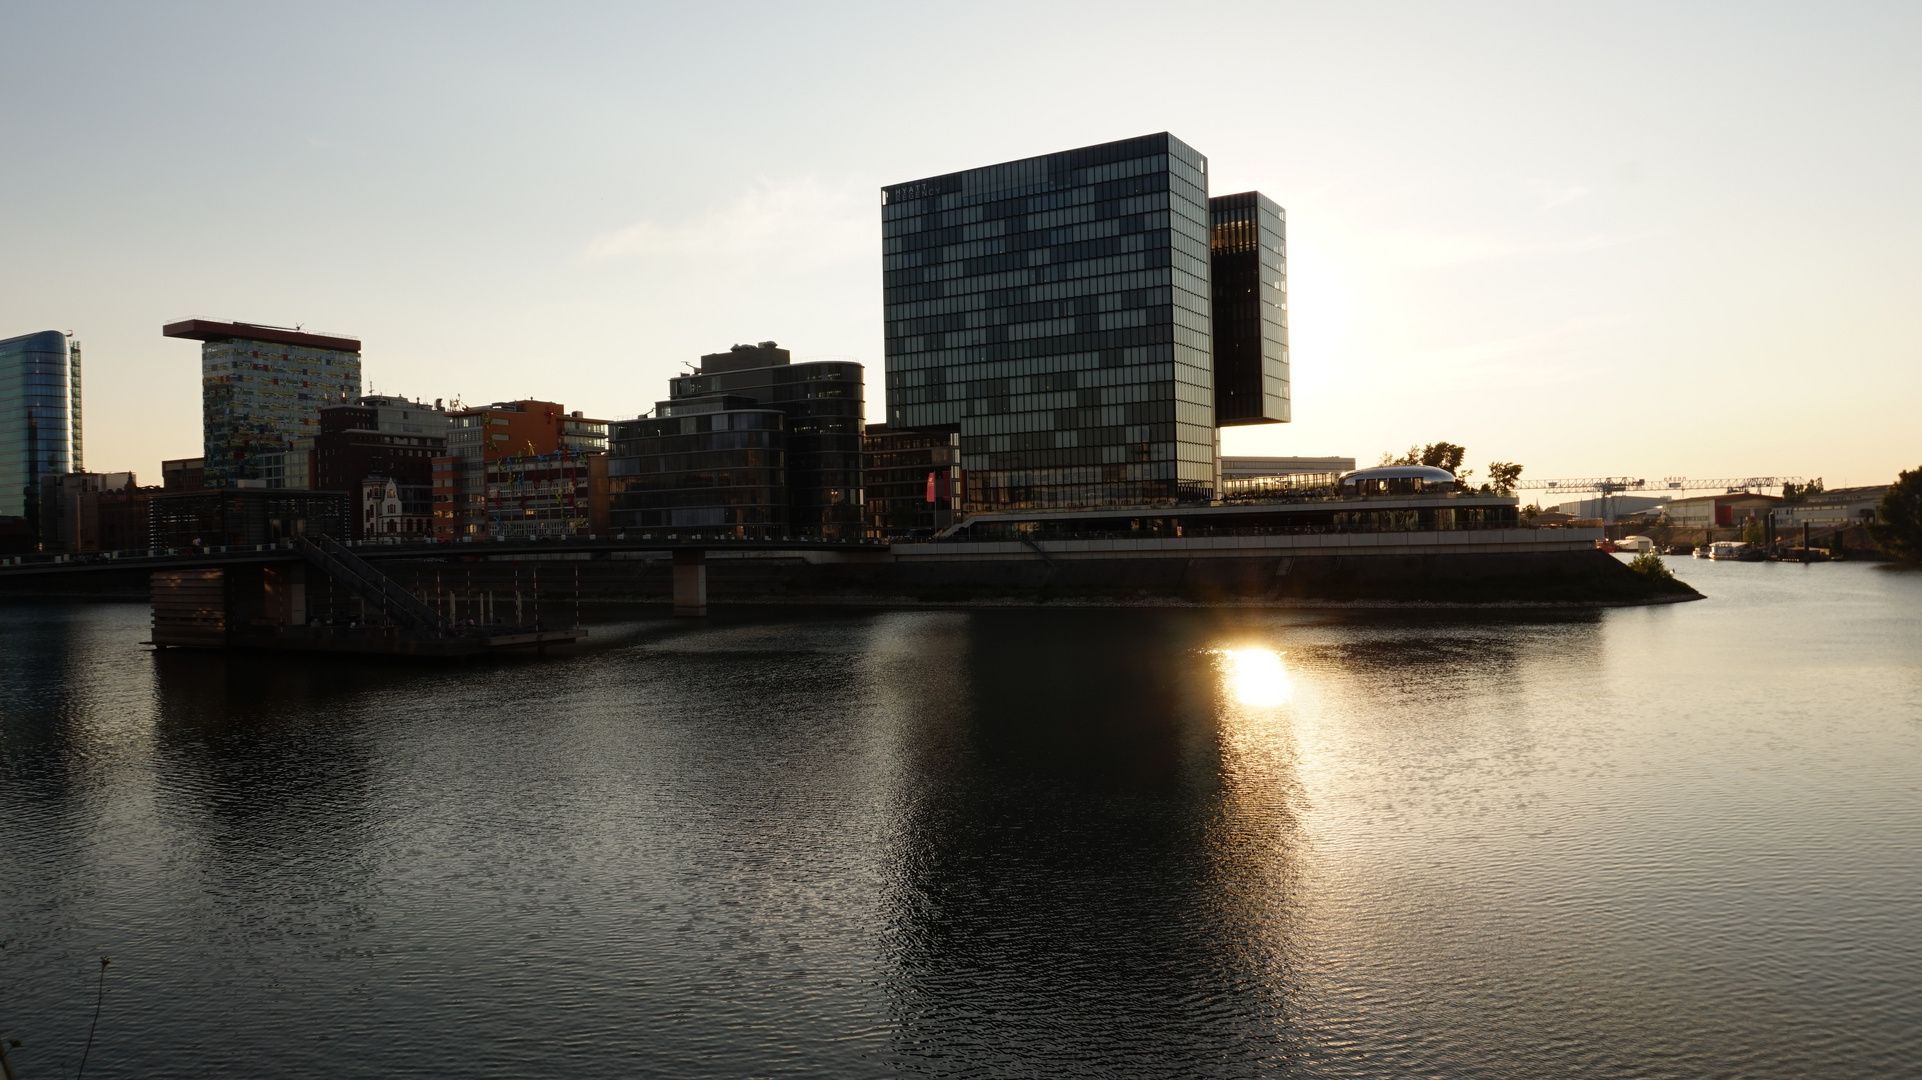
left=3, top=558, right=1919, bottom=1077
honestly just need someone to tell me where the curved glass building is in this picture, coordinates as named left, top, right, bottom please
left=1, top=330, right=81, bottom=519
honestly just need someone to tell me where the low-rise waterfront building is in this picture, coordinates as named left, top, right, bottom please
left=1220, top=456, right=1355, bottom=480
left=148, top=488, right=349, bottom=548
left=1769, top=485, right=1888, bottom=529
left=1662, top=493, right=1783, bottom=528
left=863, top=423, right=961, bottom=536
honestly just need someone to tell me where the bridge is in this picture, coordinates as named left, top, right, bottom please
left=1, top=534, right=890, bottom=651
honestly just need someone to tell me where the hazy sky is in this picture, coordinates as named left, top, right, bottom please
left=5, top=1, right=1918, bottom=489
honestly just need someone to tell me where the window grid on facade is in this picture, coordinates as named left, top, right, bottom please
left=882, top=133, right=1216, bottom=511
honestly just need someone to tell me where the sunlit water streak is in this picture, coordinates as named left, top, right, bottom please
left=2, top=558, right=1919, bottom=1077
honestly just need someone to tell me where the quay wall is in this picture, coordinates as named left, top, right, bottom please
left=383, top=528, right=1688, bottom=606
left=2, top=527, right=1697, bottom=606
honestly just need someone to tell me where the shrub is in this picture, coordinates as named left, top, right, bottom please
left=1628, top=552, right=1674, bottom=582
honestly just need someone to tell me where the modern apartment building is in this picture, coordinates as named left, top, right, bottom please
left=881, top=134, right=1293, bottom=513
left=1, top=330, right=81, bottom=520
left=163, top=319, right=361, bottom=488
left=607, top=343, right=864, bottom=538
left=433, top=400, right=607, bottom=539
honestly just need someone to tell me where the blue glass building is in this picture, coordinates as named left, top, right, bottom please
left=882, top=133, right=1219, bottom=510
left=0, top=330, right=81, bottom=520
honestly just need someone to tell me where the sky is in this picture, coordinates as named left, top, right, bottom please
left=4, top=1, right=1918, bottom=491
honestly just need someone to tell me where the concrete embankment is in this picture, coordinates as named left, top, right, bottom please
left=377, top=528, right=1698, bottom=607
left=0, top=528, right=1700, bottom=608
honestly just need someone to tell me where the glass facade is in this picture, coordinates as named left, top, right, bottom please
left=882, top=132, right=1216, bottom=511
left=648, top=343, right=865, bottom=536
left=862, top=423, right=961, bottom=536
left=0, top=330, right=80, bottom=520
left=1208, top=191, right=1289, bottom=426
left=607, top=401, right=789, bottom=534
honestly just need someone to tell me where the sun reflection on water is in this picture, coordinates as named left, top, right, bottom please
left=1216, top=648, right=1294, bottom=706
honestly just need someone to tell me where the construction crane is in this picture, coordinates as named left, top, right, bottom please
left=1516, top=476, right=1804, bottom=494
left=1514, top=476, right=1807, bottom=526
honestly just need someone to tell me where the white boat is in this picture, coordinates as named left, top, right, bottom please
left=1707, top=541, right=1750, bottom=560
left=1616, top=535, right=1656, bottom=554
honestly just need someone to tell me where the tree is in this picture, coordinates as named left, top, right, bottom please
left=1487, top=461, right=1524, bottom=495
left=1379, top=442, right=1468, bottom=473
left=1868, top=467, right=1922, bottom=561
left=1783, top=478, right=1825, bottom=502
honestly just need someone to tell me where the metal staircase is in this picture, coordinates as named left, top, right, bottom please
left=291, top=534, right=449, bottom=631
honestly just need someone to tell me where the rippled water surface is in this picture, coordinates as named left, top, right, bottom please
left=4, top=559, right=1920, bottom=1077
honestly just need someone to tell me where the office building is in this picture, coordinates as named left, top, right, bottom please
left=163, top=319, right=361, bottom=487
left=882, top=133, right=1218, bottom=511
left=2, top=330, right=82, bottom=521
left=1208, top=192, right=1289, bottom=426
left=434, top=400, right=607, bottom=539
left=315, top=395, right=448, bottom=538
left=607, top=343, right=864, bottom=537
left=863, top=424, right=961, bottom=535
left=608, top=399, right=788, bottom=535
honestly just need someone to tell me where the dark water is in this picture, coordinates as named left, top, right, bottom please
left=3, top=559, right=1919, bottom=1078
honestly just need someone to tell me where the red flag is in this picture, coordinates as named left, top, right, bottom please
left=926, top=471, right=936, bottom=503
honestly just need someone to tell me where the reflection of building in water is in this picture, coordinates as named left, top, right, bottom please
left=878, top=611, right=1303, bottom=1072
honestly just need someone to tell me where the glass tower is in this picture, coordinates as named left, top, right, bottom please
left=882, top=133, right=1216, bottom=510
left=0, top=330, right=80, bottom=519
left=1208, top=191, right=1289, bottom=426
left=164, top=319, right=362, bottom=488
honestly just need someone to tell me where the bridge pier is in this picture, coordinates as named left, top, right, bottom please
left=673, top=548, right=707, bottom=616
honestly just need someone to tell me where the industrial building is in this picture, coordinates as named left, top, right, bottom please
left=1662, top=493, right=1784, bottom=528
left=1769, top=486, right=1889, bottom=528
left=164, top=319, right=361, bottom=488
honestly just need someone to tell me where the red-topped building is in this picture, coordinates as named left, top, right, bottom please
left=433, top=400, right=608, bottom=539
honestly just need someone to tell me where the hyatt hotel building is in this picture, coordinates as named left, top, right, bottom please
left=881, top=132, right=1287, bottom=512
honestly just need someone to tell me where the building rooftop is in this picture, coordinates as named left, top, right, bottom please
left=162, top=319, right=360, bottom=352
